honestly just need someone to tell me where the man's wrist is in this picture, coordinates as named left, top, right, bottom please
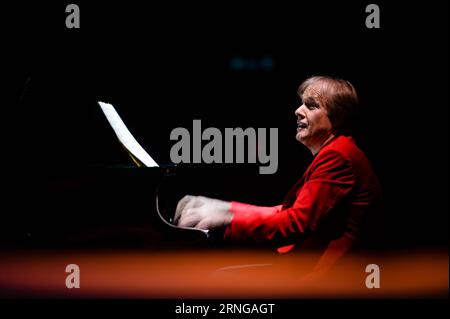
left=217, top=199, right=233, bottom=226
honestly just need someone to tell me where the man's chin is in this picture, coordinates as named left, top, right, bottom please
left=296, top=133, right=306, bottom=143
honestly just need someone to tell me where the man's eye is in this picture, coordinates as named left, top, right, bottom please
left=305, top=102, right=318, bottom=109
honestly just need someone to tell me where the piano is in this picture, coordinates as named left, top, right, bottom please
left=1, top=161, right=275, bottom=250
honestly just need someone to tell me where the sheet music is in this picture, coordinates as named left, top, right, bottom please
left=98, top=101, right=159, bottom=167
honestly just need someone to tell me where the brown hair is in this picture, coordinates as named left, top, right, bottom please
left=298, top=76, right=359, bottom=135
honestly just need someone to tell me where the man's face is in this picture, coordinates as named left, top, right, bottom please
left=295, top=86, right=333, bottom=150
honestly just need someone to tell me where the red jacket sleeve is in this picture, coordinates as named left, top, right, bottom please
left=224, top=150, right=355, bottom=245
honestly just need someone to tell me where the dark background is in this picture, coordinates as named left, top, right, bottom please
left=2, top=1, right=448, bottom=250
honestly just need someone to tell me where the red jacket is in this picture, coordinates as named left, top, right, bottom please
left=225, top=135, right=382, bottom=268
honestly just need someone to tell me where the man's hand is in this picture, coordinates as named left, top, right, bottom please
left=173, top=195, right=233, bottom=230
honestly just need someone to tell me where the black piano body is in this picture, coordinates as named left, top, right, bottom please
left=1, top=166, right=207, bottom=249
left=2, top=164, right=284, bottom=250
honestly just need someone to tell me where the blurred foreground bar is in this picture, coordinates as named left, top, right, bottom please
left=0, top=249, right=447, bottom=298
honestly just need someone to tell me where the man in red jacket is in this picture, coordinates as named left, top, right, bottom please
left=174, top=76, right=382, bottom=271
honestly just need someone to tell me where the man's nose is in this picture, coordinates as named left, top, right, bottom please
left=295, top=105, right=305, bottom=118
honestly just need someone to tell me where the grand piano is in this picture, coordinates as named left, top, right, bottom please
left=2, top=76, right=210, bottom=249
left=3, top=74, right=290, bottom=250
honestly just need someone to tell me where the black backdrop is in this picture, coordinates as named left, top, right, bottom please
left=2, top=1, right=448, bottom=250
